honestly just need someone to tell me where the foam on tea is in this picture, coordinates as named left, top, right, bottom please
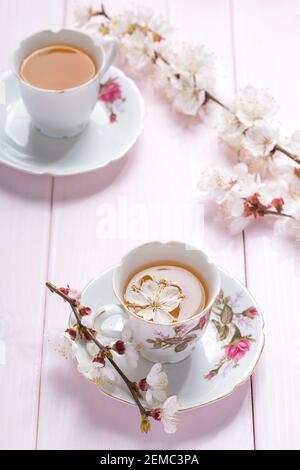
left=20, top=44, right=97, bottom=90
left=123, top=263, right=207, bottom=324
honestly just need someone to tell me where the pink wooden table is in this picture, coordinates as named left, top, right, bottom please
left=1, top=0, right=299, bottom=450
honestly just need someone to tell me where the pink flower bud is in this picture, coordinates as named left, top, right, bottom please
left=65, top=328, right=77, bottom=341
left=79, top=306, right=92, bottom=316
left=92, top=353, right=105, bottom=367
left=59, top=287, right=69, bottom=295
left=271, top=197, right=284, bottom=213
left=243, top=192, right=270, bottom=218
left=112, top=340, right=126, bottom=355
left=138, top=378, right=149, bottom=391
left=149, top=408, right=162, bottom=421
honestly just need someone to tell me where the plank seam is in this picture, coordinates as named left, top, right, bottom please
left=34, top=176, right=55, bottom=450
left=34, top=0, right=69, bottom=449
left=229, top=0, right=256, bottom=450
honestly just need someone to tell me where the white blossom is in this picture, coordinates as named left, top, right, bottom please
left=258, top=179, right=289, bottom=206
left=68, top=288, right=82, bottom=302
left=155, top=44, right=215, bottom=116
left=86, top=339, right=100, bottom=357
left=109, top=9, right=170, bottom=38
left=198, top=163, right=259, bottom=203
left=275, top=203, right=300, bottom=245
left=218, top=110, right=245, bottom=150
left=120, top=29, right=155, bottom=68
left=160, top=396, right=179, bottom=434
left=286, top=130, right=300, bottom=156
left=242, top=123, right=278, bottom=158
left=107, top=8, right=169, bottom=69
left=78, top=362, right=115, bottom=387
left=198, top=163, right=289, bottom=234
left=145, top=363, right=168, bottom=405
left=218, top=87, right=280, bottom=172
left=236, top=85, right=278, bottom=127
left=74, top=3, right=92, bottom=28
left=125, top=276, right=184, bottom=323
left=268, top=158, right=300, bottom=199
left=48, top=331, right=78, bottom=359
left=121, top=324, right=139, bottom=368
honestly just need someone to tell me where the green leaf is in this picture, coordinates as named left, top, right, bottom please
left=211, top=320, right=229, bottom=341
left=175, top=341, right=189, bottom=352
left=185, top=334, right=197, bottom=343
left=146, top=339, right=156, bottom=344
left=221, top=304, right=233, bottom=324
left=212, top=319, right=222, bottom=333
left=230, top=324, right=243, bottom=344
left=165, top=338, right=180, bottom=345
left=218, top=324, right=229, bottom=341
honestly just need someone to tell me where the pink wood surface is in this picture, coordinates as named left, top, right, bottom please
left=0, top=0, right=297, bottom=450
left=0, top=0, right=66, bottom=450
left=232, top=0, right=300, bottom=450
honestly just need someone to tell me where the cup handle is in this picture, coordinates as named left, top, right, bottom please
left=97, top=36, right=119, bottom=80
left=94, top=303, right=128, bottom=339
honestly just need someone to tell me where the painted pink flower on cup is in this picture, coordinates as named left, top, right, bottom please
left=198, top=313, right=209, bottom=330
left=99, top=78, right=125, bottom=124
left=100, top=81, right=122, bottom=103
left=225, top=338, right=251, bottom=361
left=204, top=370, right=217, bottom=380
left=204, top=290, right=258, bottom=380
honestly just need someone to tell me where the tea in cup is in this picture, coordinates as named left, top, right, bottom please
left=94, top=241, right=221, bottom=364
left=11, top=29, right=119, bottom=138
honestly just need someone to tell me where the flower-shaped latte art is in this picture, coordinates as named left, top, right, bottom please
left=125, top=276, right=185, bottom=323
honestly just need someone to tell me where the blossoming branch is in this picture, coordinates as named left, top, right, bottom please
left=46, top=282, right=179, bottom=434
left=74, top=3, right=300, bottom=243
left=75, top=3, right=300, bottom=166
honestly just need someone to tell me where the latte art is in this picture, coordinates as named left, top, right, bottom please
left=123, top=263, right=207, bottom=323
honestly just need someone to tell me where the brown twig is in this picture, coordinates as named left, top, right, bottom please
left=45, top=282, right=147, bottom=416
left=262, top=209, right=294, bottom=219
left=94, top=3, right=111, bottom=20
left=274, top=144, right=300, bottom=165
left=205, top=91, right=232, bottom=112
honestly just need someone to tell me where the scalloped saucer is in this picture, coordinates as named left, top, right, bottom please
left=0, top=66, right=144, bottom=176
left=75, top=266, right=265, bottom=412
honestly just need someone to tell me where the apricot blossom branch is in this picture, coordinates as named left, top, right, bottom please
left=46, top=282, right=179, bottom=433
left=46, top=282, right=146, bottom=416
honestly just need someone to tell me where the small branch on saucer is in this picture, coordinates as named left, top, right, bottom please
left=46, top=282, right=178, bottom=433
left=46, top=282, right=147, bottom=416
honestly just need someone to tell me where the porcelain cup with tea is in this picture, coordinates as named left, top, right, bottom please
left=93, top=241, right=221, bottom=364
left=11, top=29, right=119, bottom=138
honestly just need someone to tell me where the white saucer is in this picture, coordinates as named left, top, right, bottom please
left=0, top=67, right=144, bottom=176
left=75, top=267, right=265, bottom=412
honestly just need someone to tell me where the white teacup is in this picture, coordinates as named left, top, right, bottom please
left=94, top=241, right=221, bottom=364
left=11, top=29, right=119, bottom=138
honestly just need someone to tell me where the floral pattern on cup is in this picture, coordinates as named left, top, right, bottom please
left=99, top=77, right=126, bottom=123
left=146, top=312, right=210, bottom=353
left=204, top=289, right=258, bottom=380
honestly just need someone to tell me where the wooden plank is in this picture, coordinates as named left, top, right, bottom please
left=0, top=0, right=65, bottom=450
left=232, top=0, right=300, bottom=450
left=37, top=0, right=253, bottom=449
